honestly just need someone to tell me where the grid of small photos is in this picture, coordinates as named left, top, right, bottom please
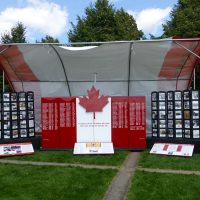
left=151, top=90, right=200, bottom=139
left=0, top=91, right=35, bottom=139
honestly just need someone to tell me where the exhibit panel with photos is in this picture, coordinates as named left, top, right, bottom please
left=151, top=90, right=200, bottom=139
left=0, top=92, right=35, bottom=140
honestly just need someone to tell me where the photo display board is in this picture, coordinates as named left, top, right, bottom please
left=0, top=92, right=35, bottom=140
left=151, top=90, right=200, bottom=139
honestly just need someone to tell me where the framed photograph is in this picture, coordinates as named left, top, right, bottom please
left=152, top=129, right=158, bottom=137
left=28, top=102, right=34, bottom=110
left=159, top=129, right=167, bottom=137
left=152, top=120, right=158, bottom=128
left=184, top=110, right=190, bottom=120
left=20, top=111, right=27, bottom=119
left=11, top=102, right=17, bottom=111
left=3, top=103, right=10, bottom=111
left=3, top=112, right=10, bottom=121
left=168, top=101, right=174, bottom=110
left=192, top=101, right=199, bottom=109
left=192, top=110, right=199, bottom=119
left=152, top=102, right=157, bottom=110
left=12, top=112, right=18, bottom=120
left=20, top=120, right=27, bottom=128
left=12, top=120, right=18, bottom=129
left=3, top=93, right=10, bottom=102
left=10, top=93, right=17, bottom=102
left=168, top=110, right=173, bottom=119
left=168, top=120, right=174, bottom=128
left=193, top=130, right=200, bottom=139
left=159, top=92, right=166, bottom=101
left=20, top=129, right=27, bottom=138
left=18, top=92, right=26, bottom=101
left=28, top=119, right=34, bottom=128
left=159, top=120, right=166, bottom=128
left=19, top=102, right=26, bottom=110
left=175, top=110, right=182, bottom=119
left=167, top=91, right=173, bottom=101
left=168, top=129, right=174, bottom=138
left=29, top=128, right=35, bottom=137
left=174, top=91, right=182, bottom=100
left=184, top=120, right=190, bottom=128
left=184, top=101, right=190, bottom=109
left=183, top=91, right=190, bottom=100
left=3, top=121, right=10, bottom=130
left=175, top=101, right=182, bottom=110
left=152, top=111, right=158, bottom=119
left=175, top=120, right=182, bottom=128
left=151, top=92, right=157, bottom=101
left=193, top=119, right=199, bottom=129
left=159, top=102, right=166, bottom=110
left=27, top=92, right=34, bottom=101
left=3, top=130, right=11, bottom=139
left=12, top=129, right=19, bottom=138
left=175, top=129, right=182, bottom=138
left=184, top=129, right=191, bottom=138
left=159, top=111, right=166, bottom=119
left=28, top=111, right=34, bottom=119
left=192, top=91, right=199, bottom=100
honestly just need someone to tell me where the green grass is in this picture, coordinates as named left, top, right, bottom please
left=0, top=164, right=116, bottom=200
left=138, top=150, right=200, bottom=171
left=126, top=171, right=200, bottom=200
left=2, top=150, right=128, bottom=166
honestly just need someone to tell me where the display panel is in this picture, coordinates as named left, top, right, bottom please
left=0, top=92, right=35, bottom=140
left=151, top=90, right=200, bottom=139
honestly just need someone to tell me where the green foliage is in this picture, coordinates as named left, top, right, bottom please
left=127, top=171, right=200, bottom=200
left=0, top=164, right=116, bottom=200
left=38, top=35, right=59, bottom=43
left=138, top=150, right=200, bottom=171
left=5, top=150, right=128, bottom=166
left=162, top=0, right=200, bottom=38
left=68, top=0, right=143, bottom=42
left=1, top=22, right=27, bottom=43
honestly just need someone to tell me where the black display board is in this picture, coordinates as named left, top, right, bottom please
left=151, top=90, right=200, bottom=139
left=0, top=91, right=35, bottom=140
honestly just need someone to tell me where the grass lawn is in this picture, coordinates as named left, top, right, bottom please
left=126, top=171, right=200, bottom=200
left=0, top=163, right=116, bottom=200
left=1, top=150, right=128, bottom=166
left=138, top=150, right=200, bottom=171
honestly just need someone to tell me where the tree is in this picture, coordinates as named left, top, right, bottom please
left=38, top=35, right=59, bottom=43
left=162, top=0, right=200, bottom=89
left=68, top=0, right=143, bottom=42
left=1, top=22, right=27, bottom=43
left=162, top=0, right=200, bottom=38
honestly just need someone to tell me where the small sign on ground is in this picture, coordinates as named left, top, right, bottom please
left=150, top=143, right=194, bottom=157
left=0, top=142, right=34, bottom=157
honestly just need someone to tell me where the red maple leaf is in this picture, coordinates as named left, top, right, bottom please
left=79, top=86, right=109, bottom=118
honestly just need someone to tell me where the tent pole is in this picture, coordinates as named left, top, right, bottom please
left=175, top=41, right=200, bottom=60
left=3, top=70, right=5, bottom=92
left=194, top=68, right=196, bottom=90
left=94, top=72, right=97, bottom=86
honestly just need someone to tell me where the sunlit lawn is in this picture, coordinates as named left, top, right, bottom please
left=0, top=163, right=116, bottom=200
left=2, top=150, right=128, bottom=166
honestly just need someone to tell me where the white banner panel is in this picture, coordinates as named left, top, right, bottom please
left=150, top=143, right=194, bottom=157
left=73, top=142, right=114, bottom=154
left=76, top=98, right=112, bottom=143
left=0, top=142, right=34, bottom=157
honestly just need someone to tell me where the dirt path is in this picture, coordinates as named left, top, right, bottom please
left=0, top=159, right=118, bottom=170
left=103, top=152, right=140, bottom=200
left=137, top=167, right=200, bottom=176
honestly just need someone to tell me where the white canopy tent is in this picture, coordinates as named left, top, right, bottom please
left=0, top=38, right=200, bottom=135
